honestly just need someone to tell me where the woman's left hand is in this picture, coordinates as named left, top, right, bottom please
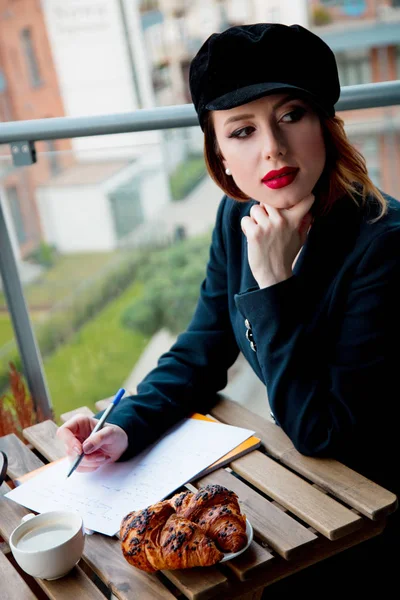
left=241, top=193, right=315, bottom=289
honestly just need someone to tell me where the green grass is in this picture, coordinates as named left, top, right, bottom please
left=43, top=280, right=150, bottom=422
left=0, top=315, right=14, bottom=347
left=0, top=252, right=117, bottom=310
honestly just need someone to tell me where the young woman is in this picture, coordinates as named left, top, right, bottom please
left=58, top=24, right=398, bottom=590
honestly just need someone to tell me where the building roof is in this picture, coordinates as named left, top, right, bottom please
left=40, top=160, right=134, bottom=187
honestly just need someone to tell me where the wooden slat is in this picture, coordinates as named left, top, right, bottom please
left=0, top=482, right=106, bottom=600
left=35, top=566, right=107, bottom=600
left=225, top=542, right=274, bottom=582
left=84, top=534, right=178, bottom=600
left=0, top=435, right=43, bottom=480
left=230, top=451, right=362, bottom=540
left=162, top=566, right=228, bottom=600
left=20, top=422, right=178, bottom=600
left=95, top=398, right=112, bottom=412
left=195, top=469, right=317, bottom=559
left=22, top=421, right=66, bottom=461
left=216, top=516, right=386, bottom=598
left=0, top=540, right=10, bottom=555
left=211, top=397, right=397, bottom=520
left=211, top=397, right=293, bottom=459
left=0, top=550, right=38, bottom=600
left=60, top=406, right=95, bottom=423
left=280, top=448, right=398, bottom=520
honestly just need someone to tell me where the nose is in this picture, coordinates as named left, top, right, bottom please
left=262, top=125, right=287, bottom=160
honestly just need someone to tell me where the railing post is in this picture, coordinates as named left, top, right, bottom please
left=0, top=192, right=53, bottom=420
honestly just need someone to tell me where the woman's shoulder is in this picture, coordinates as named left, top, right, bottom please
left=362, top=191, right=400, bottom=233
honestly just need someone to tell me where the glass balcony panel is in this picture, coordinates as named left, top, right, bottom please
left=1, top=103, right=399, bottom=424
left=0, top=149, right=38, bottom=437
left=338, top=104, right=400, bottom=197
left=0, top=128, right=222, bottom=422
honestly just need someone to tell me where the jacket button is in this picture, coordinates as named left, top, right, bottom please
left=245, top=329, right=254, bottom=342
left=250, top=341, right=257, bottom=352
left=244, top=319, right=251, bottom=329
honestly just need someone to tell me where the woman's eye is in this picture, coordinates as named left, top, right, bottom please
left=280, top=107, right=306, bottom=123
left=229, top=126, right=254, bottom=139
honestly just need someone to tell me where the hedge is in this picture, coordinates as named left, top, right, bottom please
left=0, top=249, right=149, bottom=393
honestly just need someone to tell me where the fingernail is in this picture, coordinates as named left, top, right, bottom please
left=73, top=445, right=81, bottom=454
left=93, top=455, right=106, bottom=463
left=83, top=442, right=94, bottom=453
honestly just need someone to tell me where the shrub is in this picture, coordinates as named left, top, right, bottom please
left=121, top=234, right=211, bottom=335
left=28, top=242, right=58, bottom=268
left=0, top=363, right=47, bottom=440
left=169, top=154, right=207, bottom=201
left=0, top=249, right=149, bottom=394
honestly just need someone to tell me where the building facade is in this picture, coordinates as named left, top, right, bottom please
left=310, top=0, right=400, bottom=195
left=0, top=0, right=71, bottom=260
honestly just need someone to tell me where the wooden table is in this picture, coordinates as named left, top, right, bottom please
left=0, top=397, right=397, bottom=600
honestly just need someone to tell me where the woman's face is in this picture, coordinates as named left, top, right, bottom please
left=212, top=93, right=326, bottom=209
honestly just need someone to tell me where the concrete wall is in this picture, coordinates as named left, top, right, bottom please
left=41, top=0, right=160, bottom=155
left=37, top=184, right=116, bottom=253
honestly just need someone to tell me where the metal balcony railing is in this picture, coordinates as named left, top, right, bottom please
left=1, top=80, right=400, bottom=418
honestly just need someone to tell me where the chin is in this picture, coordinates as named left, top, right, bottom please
left=268, top=195, right=299, bottom=210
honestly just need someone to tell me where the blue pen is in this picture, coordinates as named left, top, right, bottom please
left=66, top=388, right=126, bottom=478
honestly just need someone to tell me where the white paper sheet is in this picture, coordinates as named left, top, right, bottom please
left=6, top=418, right=254, bottom=536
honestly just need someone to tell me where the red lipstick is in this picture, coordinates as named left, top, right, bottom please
left=262, top=166, right=299, bottom=190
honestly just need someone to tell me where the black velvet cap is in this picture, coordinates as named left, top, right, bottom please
left=189, top=23, right=341, bottom=129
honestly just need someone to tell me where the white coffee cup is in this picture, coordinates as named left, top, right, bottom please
left=9, top=511, right=85, bottom=580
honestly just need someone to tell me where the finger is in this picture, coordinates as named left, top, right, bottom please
left=241, top=216, right=259, bottom=239
left=249, top=203, right=268, bottom=224
left=261, top=204, right=284, bottom=226
left=82, top=426, right=115, bottom=454
left=75, top=456, right=113, bottom=473
left=75, top=464, right=102, bottom=473
left=57, top=414, right=98, bottom=441
left=81, top=454, right=110, bottom=466
left=57, top=424, right=82, bottom=455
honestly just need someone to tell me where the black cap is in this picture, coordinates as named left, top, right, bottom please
left=189, top=23, right=341, bottom=129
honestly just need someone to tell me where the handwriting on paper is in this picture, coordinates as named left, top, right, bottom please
left=6, top=419, right=254, bottom=536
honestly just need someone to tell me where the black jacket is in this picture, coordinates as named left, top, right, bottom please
left=106, top=192, right=400, bottom=499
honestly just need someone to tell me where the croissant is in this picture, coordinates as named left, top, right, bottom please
left=170, top=484, right=247, bottom=553
left=120, top=500, right=223, bottom=572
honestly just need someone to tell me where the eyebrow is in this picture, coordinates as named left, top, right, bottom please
left=223, top=94, right=299, bottom=126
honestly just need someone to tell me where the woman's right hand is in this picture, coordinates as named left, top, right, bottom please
left=56, top=415, right=129, bottom=472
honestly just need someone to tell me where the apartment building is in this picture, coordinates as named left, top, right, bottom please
left=0, top=0, right=71, bottom=260
left=310, top=0, right=400, bottom=195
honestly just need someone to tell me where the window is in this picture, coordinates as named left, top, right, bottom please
left=108, top=177, right=144, bottom=241
left=20, top=28, right=42, bottom=88
left=336, top=51, right=371, bottom=86
left=7, top=186, right=27, bottom=244
left=320, top=0, right=367, bottom=16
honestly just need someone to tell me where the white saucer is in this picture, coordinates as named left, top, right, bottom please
left=219, top=518, right=253, bottom=563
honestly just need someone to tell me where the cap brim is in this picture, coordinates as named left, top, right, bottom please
left=205, top=82, right=331, bottom=116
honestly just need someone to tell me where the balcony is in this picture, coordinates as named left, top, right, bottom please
left=314, top=16, right=400, bottom=52
left=0, top=80, right=400, bottom=426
